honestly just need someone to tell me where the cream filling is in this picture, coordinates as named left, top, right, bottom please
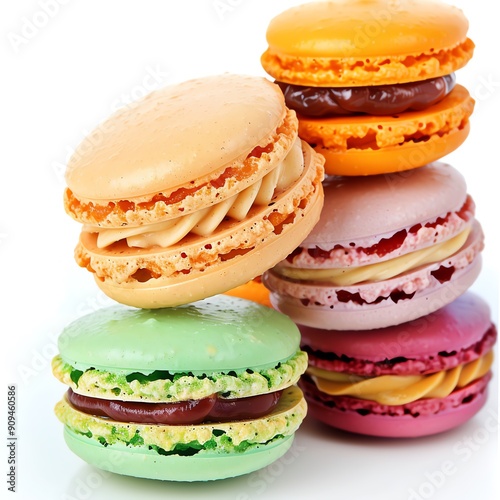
left=308, top=350, right=493, bottom=406
left=86, top=137, right=304, bottom=249
left=275, top=226, right=471, bottom=286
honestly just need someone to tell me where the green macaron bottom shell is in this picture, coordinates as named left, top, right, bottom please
left=64, top=427, right=295, bottom=481
left=55, top=385, right=306, bottom=481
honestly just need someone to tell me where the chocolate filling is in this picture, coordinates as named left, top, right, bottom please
left=67, top=388, right=283, bottom=425
left=276, top=74, right=456, bottom=117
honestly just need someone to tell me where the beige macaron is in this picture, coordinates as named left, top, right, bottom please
left=64, top=74, right=325, bottom=308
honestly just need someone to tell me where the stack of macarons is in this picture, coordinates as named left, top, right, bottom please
left=261, top=0, right=497, bottom=437
left=52, top=74, right=326, bottom=480
left=52, top=0, right=495, bottom=480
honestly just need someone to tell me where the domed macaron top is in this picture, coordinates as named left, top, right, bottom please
left=262, top=0, right=474, bottom=86
left=299, top=292, right=494, bottom=362
left=301, top=162, right=467, bottom=247
left=58, top=295, right=301, bottom=374
left=65, top=74, right=286, bottom=201
left=265, top=0, right=469, bottom=59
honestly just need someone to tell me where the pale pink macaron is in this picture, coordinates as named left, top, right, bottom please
left=263, top=162, right=484, bottom=330
left=298, top=292, right=497, bottom=438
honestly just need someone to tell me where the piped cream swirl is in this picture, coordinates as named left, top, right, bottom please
left=308, top=350, right=493, bottom=406
left=86, top=137, right=304, bottom=249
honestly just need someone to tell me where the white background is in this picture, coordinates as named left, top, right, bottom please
left=1, top=1, right=498, bottom=499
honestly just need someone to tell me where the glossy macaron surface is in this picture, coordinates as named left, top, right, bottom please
left=265, top=0, right=469, bottom=58
left=57, top=295, right=301, bottom=374
left=262, top=0, right=473, bottom=85
left=65, top=74, right=287, bottom=201
left=299, top=292, right=495, bottom=365
left=298, top=162, right=467, bottom=249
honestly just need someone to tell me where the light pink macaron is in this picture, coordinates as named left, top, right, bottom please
left=263, top=162, right=483, bottom=330
left=299, top=292, right=497, bottom=438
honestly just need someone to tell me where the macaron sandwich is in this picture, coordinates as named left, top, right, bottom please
left=53, top=0, right=495, bottom=487
left=54, top=73, right=321, bottom=481
left=52, top=296, right=308, bottom=481
left=263, top=162, right=483, bottom=330
left=64, top=74, right=324, bottom=308
left=298, top=293, right=497, bottom=437
left=261, top=0, right=475, bottom=175
left=260, top=0, right=497, bottom=441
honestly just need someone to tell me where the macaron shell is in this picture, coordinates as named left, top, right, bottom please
left=299, top=292, right=493, bottom=361
left=302, top=377, right=489, bottom=438
left=57, top=295, right=301, bottom=373
left=65, top=107, right=299, bottom=228
left=65, top=74, right=286, bottom=201
left=315, top=124, right=470, bottom=177
left=63, top=427, right=295, bottom=481
left=297, top=85, right=473, bottom=175
left=301, top=162, right=467, bottom=248
left=265, top=248, right=482, bottom=331
left=262, top=0, right=474, bottom=86
left=265, top=0, right=469, bottom=59
left=53, top=350, right=307, bottom=402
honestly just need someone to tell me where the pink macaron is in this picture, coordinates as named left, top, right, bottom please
left=298, top=292, right=497, bottom=438
left=263, top=162, right=483, bottom=330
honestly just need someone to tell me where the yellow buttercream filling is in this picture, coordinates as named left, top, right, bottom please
left=308, top=350, right=493, bottom=406
left=276, top=226, right=471, bottom=286
left=88, top=136, right=304, bottom=249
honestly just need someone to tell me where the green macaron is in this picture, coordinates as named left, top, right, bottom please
left=52, top=295, right=308, bottom=481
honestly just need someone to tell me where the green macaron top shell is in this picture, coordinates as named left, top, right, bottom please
left=58, top=295, right=300, bottom=375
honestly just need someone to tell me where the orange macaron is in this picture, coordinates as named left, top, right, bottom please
left=261, top=0, right=475, bottom=175
left=64, top=74, right=325, bottom=308
left=224, top=277, right=272, bottom=308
